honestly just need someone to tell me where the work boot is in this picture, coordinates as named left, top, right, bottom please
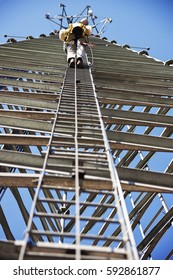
left=69, top=58, right=75, bottom=68
left=76, top=59, right=84, bottom=69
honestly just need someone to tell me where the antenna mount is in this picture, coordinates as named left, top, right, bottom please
left=45, top=4, right=112, bottom=35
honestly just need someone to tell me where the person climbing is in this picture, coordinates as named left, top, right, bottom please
left=59, top=18, right=92, bottom=68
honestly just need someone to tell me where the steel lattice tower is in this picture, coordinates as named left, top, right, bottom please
left=0, top=33, right=173, bottom=260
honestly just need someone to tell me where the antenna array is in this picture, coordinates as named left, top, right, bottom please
left=45, top=4, right=112, bottom=36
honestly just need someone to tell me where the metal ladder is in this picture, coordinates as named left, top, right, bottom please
left=19, top=64, right=138, bottom=260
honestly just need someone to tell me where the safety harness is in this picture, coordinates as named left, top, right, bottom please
left=65, top=23, right=88, bottom=44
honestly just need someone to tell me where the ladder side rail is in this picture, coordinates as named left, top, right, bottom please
left=88, top=66, right=139, bottom=260
left=74, top=62, right=81, bottom=260
left=19, top=68, right=68, bottom=260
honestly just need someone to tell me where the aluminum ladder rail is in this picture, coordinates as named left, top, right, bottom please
left=19, top=64, right=138, bottom=260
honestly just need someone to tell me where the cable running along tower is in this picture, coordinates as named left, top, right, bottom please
left=0, top=5, right=173, bottom=260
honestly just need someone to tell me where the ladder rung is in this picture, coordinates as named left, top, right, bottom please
left=49, top=151, right=107, bottom=159
left=51, top=144, right=105, bottom=150
left=55, top=123, right=101, bottom=129
left=59, top=109, right=98, bottom=115
left=30, top=230, right=122, bottom=242
left=47, top=157, right=109, bottom=167
left=22, top=241, right=127, bottom=259
left=60, top=102, right=98, bottom=112
left=62, top=93, right=95, bottom=99
left=34, top=212, right=119, bottom=224
left=58, top=115, right=100, bottom=122
left=60, top=100, right=96, bottom=105
left=38, top=198, right=116, bottom=209
left=45, top=165, right=110, bottom=178
left=43, top=149, right=108, bottom=155
left=24, top=245, right=128, bottom=260
left=40, top=177, right=113, bottom=191
left=41, top=184, right=114, bottom=195
left=54, top=126, right=102, bottom=133
left=56, top=122, right=101, bottom=128
left=52, top=138, right=105, bottom=146
left=46, top=164, right=110, bottom=172
left=49, top=156, right=108, bottom=165
left=53, top=131, right=102, bottom=138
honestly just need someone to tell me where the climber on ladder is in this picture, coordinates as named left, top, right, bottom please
left=59, top=18, right=92, bottom=68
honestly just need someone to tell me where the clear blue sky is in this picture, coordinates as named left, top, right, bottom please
left=0, top=0, right=173, bottom=61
